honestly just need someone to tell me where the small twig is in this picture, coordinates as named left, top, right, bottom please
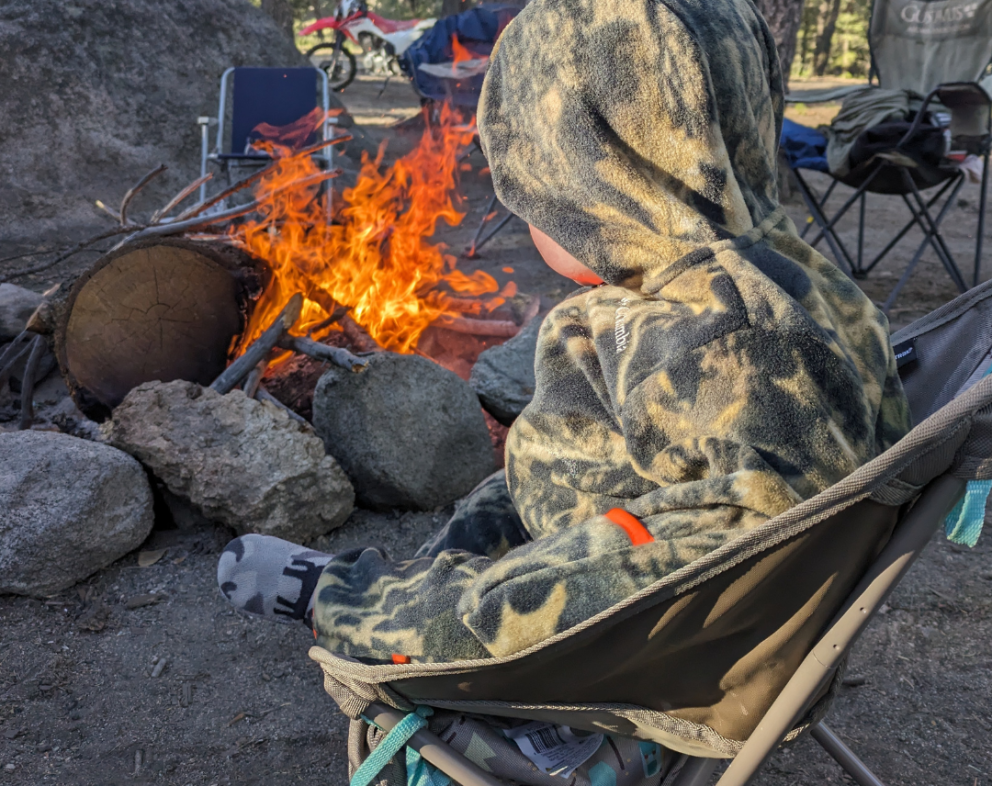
left=305, top=308, right=348, bottom=337
left=433, top=315, right=519, bottom=337
left=255, top=388, right=309, bottom=425
left=151, top=173, right=213, bottom=222
left=120, top=164, right=168, bottom=225
left=94, top=200, right=123, bottom=222
left=18, top=336, right=46, bottom=430
left=520, top=295, right=541, bottom=326
left=0, top=227, right=139, bottom=284
left=277, top=335, right=368, bottom=372
left=175, top=134, right=349, bottom=222
left=242, top=359, right=270, bottom=398
left=0, top=337, right=34, bottom=391
left=0, top=330, right=31, bottom=368
left=340, top=315, right=384, bottom=352
left=210, top=294, right=303, bottom=394
left=150, top=658, right=167, bottom=679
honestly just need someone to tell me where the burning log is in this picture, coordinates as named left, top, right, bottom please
left=210, top=293, right=303, bottom=395
left=340, top=315, right=385, bottom=353
left=432, top=315, right=520, bottom=337
left=276, top=335, right=368, bottom=372
left=50, top=238, right=260, bottom=421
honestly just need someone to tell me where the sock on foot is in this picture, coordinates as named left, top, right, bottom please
left=217, top=535, right=332, bottom=626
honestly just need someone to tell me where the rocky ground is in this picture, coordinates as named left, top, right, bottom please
left=1, top=75, right=991, bottom=786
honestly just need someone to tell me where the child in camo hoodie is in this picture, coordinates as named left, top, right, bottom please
left=218, top=0, right=911, bottom=664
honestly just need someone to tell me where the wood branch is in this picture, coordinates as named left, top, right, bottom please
left=277, top=335, right=368, bottom=372
left=432, top=315, right=520, bottom=337
left=340, top=315, right=384, bottom=353
left=152, top=174, right=213, bottom=222
left=255, top=387, right=310, bottom=425
left=242, top=359, right=270, bottom=399
left=120, top=164, right=168, bottom=225
left=174, top=134, right=348, bottom=222
left=18, top=336, right=46, bottom=430
left=520, top=295, right=541, bottom=326
left=210, top=293, right=303, bottom=394
left=0, top=330, right=31, bottom=369
left=0, top=226, right=139, bottom=284
left=0, top=336, right=33, bottom=390
left=52, top=239, right=256, bottom=420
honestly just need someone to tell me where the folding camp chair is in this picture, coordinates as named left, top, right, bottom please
left=784, top=0, right=992, bottom=313
left=196, top=67, right=335, bottom=205
left=308, top=278, right=992, bottom=786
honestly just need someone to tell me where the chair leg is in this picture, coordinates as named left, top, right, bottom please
left=857, top=192, right=867, bottom=276
left=975, top=149, right=990, bottom=287
left=901, top=172, right=969, bottom=292
left=666, top=756, right=720, bottom=786
left=792, top=170, right=857, bottom=276
left=810, top=724, right=888, bottom=786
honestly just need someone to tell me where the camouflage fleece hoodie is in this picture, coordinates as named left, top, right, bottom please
left=311, top=0, right=911, bottom=664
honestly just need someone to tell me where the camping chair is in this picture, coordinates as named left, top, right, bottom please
left=308, top=278, right=992, bottom=786
left=196, top=67, right=335, bottom=205
left=783, top=0, right=992, bottom=313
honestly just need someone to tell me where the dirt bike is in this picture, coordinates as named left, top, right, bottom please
left=300, top=0, right=436, bottom=90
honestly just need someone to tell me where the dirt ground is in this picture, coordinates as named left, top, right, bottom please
left=1, top=75, right=991, bottom=785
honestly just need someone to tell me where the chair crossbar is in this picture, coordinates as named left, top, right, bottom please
left=810, top=723, right=887, bottom=786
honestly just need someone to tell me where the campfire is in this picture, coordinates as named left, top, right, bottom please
left=21, top=102, right=536, bottom=440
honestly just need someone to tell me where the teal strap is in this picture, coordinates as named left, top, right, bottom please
left=351, top=706, right=433, bottom=786
left=945, top=479, right=990, bottom=548
left=406, top=745, right=452, bottom=786
left=944, top=361, right=992, bottom=548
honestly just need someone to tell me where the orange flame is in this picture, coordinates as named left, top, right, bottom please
left=451, top=34, right=474, bottom=66
left=230, top=104, right=503, bottom=356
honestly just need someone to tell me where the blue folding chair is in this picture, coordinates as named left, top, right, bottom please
left=197, top=67, right=334, bottom=203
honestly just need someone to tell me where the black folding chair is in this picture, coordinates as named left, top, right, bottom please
left=196, top=67, right=335, bottom=204
left=784, top=0, right=992, bottom=313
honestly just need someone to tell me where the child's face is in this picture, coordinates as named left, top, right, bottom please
left=529, top=225, right=604, bottom=286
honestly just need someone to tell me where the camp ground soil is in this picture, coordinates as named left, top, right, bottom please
left=1, top=75, right=991, bottom=785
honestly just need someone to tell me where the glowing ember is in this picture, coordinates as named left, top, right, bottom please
left=230, top=104, right=507, bottom=356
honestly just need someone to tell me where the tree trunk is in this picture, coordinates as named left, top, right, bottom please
left=754, top=0, right=807, bottom=90
left=813, top=0, right=844, bottom=76
left=50, top=239, right=262, bottom=421
left=261, top=0, right=296, bottom=40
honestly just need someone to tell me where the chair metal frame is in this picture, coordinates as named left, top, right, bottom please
left=196, top=66, right=336, bottom=206
left=357, top=474, right=965, bottom=786
left=792, top=83, right=992, bottom=312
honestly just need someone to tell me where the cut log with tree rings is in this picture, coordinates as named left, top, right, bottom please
left=53, top=239, right=262, bottom=421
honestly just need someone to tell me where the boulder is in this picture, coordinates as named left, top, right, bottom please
left=0, top=431, right=154, bottom=596
left=313, top=352, right=496, bottom=510
left=0, top=0, right=377, bottom=245
left=107, top=380, right=354, bottom=542
left=469, top=317, right=541, bottom=426
left=0, top=284, right=43, bottom=341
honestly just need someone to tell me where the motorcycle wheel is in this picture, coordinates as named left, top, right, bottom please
left=305, top=40, right=358, bottom=92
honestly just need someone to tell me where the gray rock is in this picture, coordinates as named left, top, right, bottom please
left=108, top=380, right=354, bottom=542
left=0, top=284, right=43, bottom=341
left=313, top=353, right=496, bottom=511
left=469, top=317, right=541, bottom=426
left=0, top=431, right=154, bottom=596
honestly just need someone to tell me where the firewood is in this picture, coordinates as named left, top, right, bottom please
left=242, top=359, right=270, bottom=399
left=52, top=238, right=259, bottom=421
left=276, top=335, right=368, bottom=372
left=210, top=293, right=303, bottom=394
left=433, top=315, right=520, bottom=337
left=119, top=164, right=167, bottom=225
left=340, top=315, right=384, bottom=352
left=0, top=333, right=33, bottom=391
left=255, top=387, right=310, bottom=426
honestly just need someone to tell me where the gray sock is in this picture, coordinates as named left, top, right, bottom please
left=217, top=535, right=332, bottom=626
